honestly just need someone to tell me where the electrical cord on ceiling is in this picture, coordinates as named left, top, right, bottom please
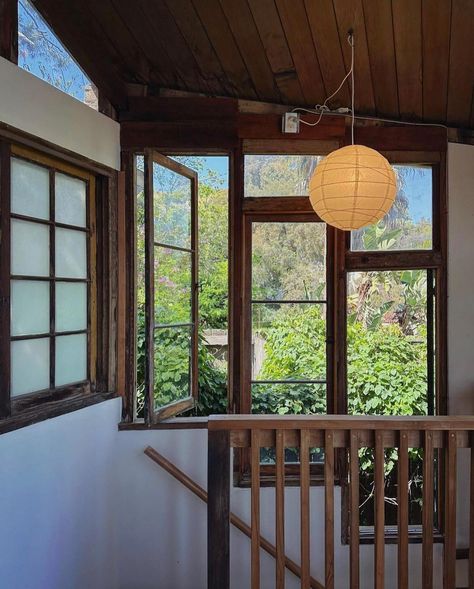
left=293, top=32, right=448, bottom=133
left=293, top=33, right=354, bottom=131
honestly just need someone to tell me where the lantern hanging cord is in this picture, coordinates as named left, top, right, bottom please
left=350, top=32, right=355, bottom=145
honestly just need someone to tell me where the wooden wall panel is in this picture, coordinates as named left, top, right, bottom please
left=447, top=0, right=474, bottom=126
left=362, top=0, right=399, bottom=118
left=192, top=0, right=258, bottom=100
left=392, top=0, right=423, bottom=120
left=332, top=0, right=376, bottom=114
left=247, top=0, right=304, bottom=104
left=0, top=0, right=18, bottom=63
left=274, top=0, right=326, bottom=105
left=219, top=0, right=279, bottom=103
left=422, top=0, right=452, bottom=123
left=305, top=0, right=350, bottom=109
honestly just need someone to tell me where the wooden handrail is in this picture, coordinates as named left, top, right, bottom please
left=208, top=414, right=474, bottom=430
left=207, top=414, right=474, bottom=589
left=144, top=446, right=324, bottom=589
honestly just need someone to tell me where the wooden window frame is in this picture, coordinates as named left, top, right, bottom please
left=0, top=134, right=117, bottom=434
left=142, top=149, right=199, bottom=424
left=234, top=147, right=447, bottom=489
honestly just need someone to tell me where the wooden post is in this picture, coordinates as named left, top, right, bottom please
left=208, top=429, right=230, bottom=589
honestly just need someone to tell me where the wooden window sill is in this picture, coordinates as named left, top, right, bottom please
left=118, top=417, right=209, bottom=430
left=0, top=391, right=116, bottom=435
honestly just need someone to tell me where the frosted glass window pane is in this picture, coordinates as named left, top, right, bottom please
left=56, top=282, right=87, bottom=332
left=11, top=280, right=50, bottom=336
left=11, top=337, right=50, bottom=396
left=55, top=173, right=87, bottom=227
left=55, top=228, right=87, bottom=278
left=11, top=158, right=50, bottom=220
left=55, top=333, right=87, bottom=386
left=11, top=219, right=50, bottom=276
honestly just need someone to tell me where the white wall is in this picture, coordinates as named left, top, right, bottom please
left=448, top=142, right=474, bottom=416
left=0, top=398, right=122, bottom=589
left=0, top=57, right=120, bottom=170
left=447, top=144, right=474, bottom=587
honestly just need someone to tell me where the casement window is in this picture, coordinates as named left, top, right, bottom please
left=127, top=148, right=446, bottom=454
left=140, top=150, right=199, bottom=423
left=231, top=150, right=446, bottom=486
left=0, top=141, right=113, bottom=430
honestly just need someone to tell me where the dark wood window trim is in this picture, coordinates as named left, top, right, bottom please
left=233, top=145, right=447, bottom=494
left=120, top=112, right=447, bottom=498
left=0, top=133, right=119, bottom=434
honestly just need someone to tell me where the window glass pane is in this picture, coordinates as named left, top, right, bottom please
left=154, top=326, right=191, bottom=410
left=155, top=247, right=192, bottom=325
left=153, top=162, right=191, bottom=248
left=55, top=173, right=87, bottom=228
left=11, top=280, right=49, bottom=336
left=347, top=270, right=429, bottom=416
left=252, top=222, right=326, bottom=300
left=55, top=333, right=87, bottom=386
left=351, top=165, right=433, bottom=251
left=252, top=382, right=326, bottom=415
left=55, top=228, right=87, bottom=279
left=347, top=270, right=431, bottom=529
left=11, top=158, right=50, bottom=220
left=55, top=282, right=87, bottom=332
left=18, top=0, right=98, bottom=109
left=11, top=337, right=50, bottom=396
left=244, top=155, right=322, bottom=197
left=173, top=155, right=229, bottom=415
left=252, top=303, right=326, bottom=382
left=11, top=219, right=49, bottom=276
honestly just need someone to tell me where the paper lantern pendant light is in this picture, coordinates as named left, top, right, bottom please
left=309, top=144, right=397, bottom=231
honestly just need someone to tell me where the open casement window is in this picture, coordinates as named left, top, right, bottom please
left=143, top=151, right=199, bottom=423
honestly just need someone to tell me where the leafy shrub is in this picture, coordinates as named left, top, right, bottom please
left=136, top=306, right=227, bottom=418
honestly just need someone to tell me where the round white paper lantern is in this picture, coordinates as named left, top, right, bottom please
left=309, top=145, right=397, bottom=231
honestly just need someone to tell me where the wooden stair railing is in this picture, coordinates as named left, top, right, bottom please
left=207, top=415, right=474, bottom=589
left=144, top=446, right=324, bottom=589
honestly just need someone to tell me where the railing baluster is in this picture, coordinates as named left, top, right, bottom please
left=325, top=430, right=335, bottom=589
left=375, top=431, right=385, bottom=589
left=470, top=432, right=474, bottom=588
left=422, top=431, right=434, bottom=588
left=443, top=431, right=457, bottom=589
left=300, top=429, right=311, bottom=589
left=349, top=431, right=360, bottom=589
left=276, top=429, right=285, bottom=589
left=397, top=432, right=409, bottom=589
left=251, top=429, right=261, bottom=589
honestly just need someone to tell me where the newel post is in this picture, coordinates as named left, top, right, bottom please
left=208, top=428, right=230, bottom=589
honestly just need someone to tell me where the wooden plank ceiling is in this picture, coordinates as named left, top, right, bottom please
left=33, top=0, right=474, bottom=128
